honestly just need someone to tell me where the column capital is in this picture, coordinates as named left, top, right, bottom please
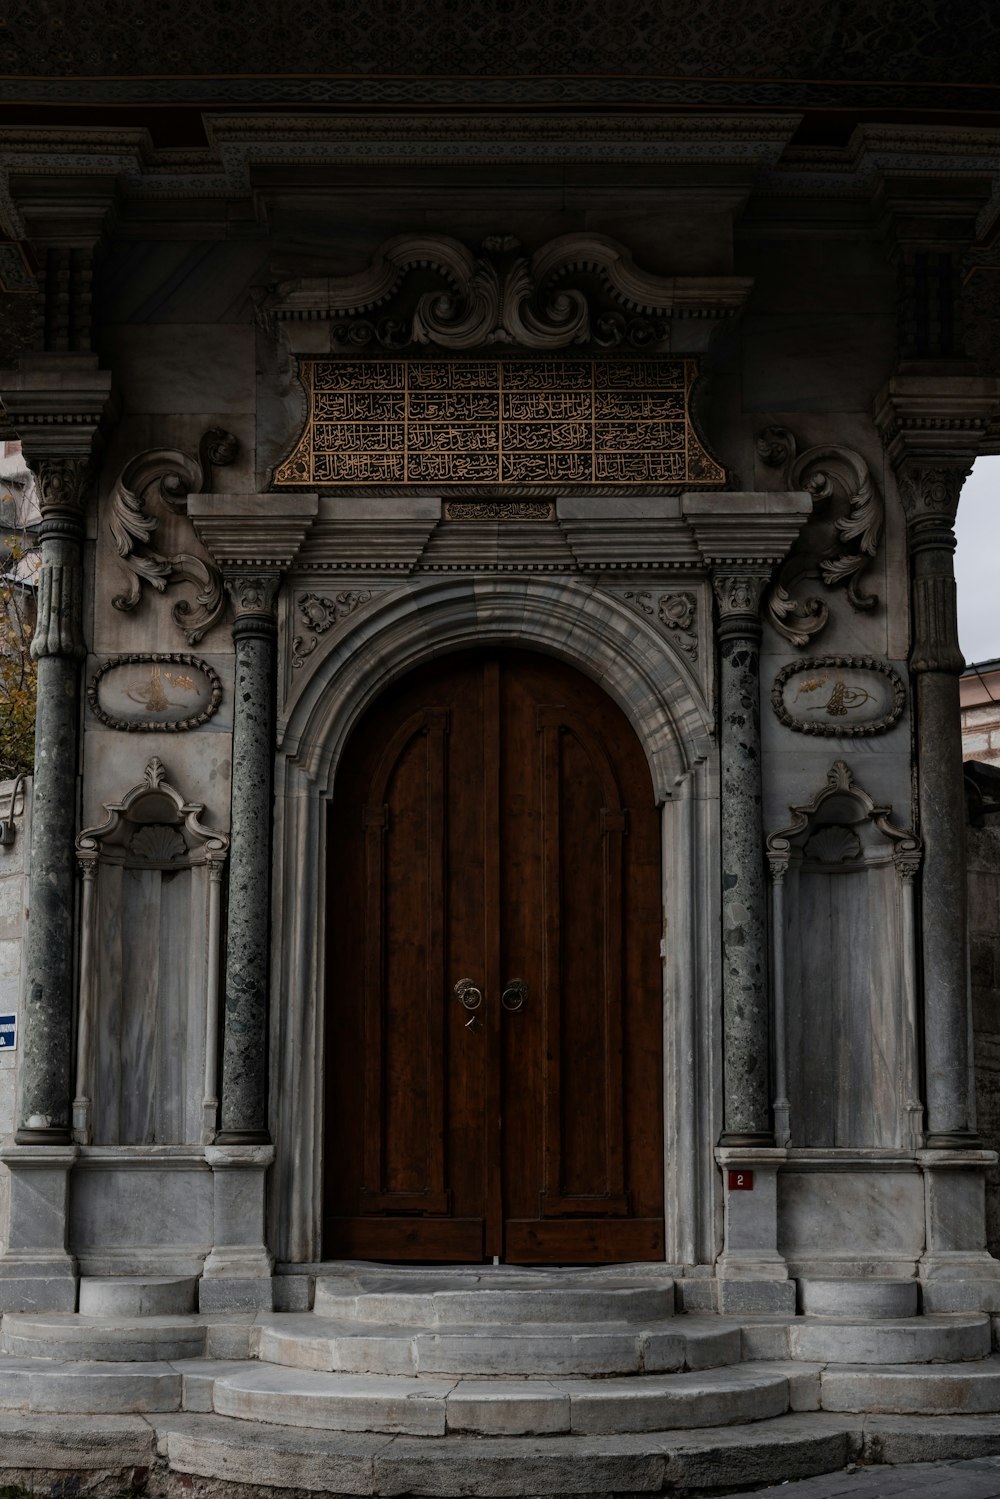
left=896, top=462, right=968, bottom=529
left=711, top=568, right=770, bottom=639
left=223, top=569, right=281, bottom=640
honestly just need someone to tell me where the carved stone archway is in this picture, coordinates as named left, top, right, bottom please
left=267, top=575, right=720, bottom=1267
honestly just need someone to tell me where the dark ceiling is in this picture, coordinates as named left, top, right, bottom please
left=2, top=0, right=999, bottom=143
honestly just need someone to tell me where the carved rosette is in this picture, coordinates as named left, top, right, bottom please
left=290, top=589, right=373, bottom=669
left=622, top=589, right=698, bottom=660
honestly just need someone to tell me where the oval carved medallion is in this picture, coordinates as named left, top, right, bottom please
left=88, top=654, right=223, bottom=732
left=771, top=656, right=905, bottom=737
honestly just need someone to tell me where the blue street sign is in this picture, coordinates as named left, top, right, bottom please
left=0, top=1014, right=16, bottom=1051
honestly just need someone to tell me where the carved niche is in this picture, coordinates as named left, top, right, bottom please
left=74, top=759, right=228, bottom=1147
left=766, top=762, right=922, bottom=1153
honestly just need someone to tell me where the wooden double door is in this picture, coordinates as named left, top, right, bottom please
left=324, top=650, right=664, bottom=1263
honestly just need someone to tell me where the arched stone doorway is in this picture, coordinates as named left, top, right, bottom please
left=270, top=576, right=718, bottom=1267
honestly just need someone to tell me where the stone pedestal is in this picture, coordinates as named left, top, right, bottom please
left=200, top=1143, right=275, bottom=1311
left=0, top=1145, right=78, bottom=1310
left=917, top=1148, right=1000, bottom=1310
left=714, top=1147, right=795, bottom=1312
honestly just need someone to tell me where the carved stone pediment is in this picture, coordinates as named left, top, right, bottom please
left=266, top=232, right=752, bottom=353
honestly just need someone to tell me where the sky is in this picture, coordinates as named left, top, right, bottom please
left=956, top=457, right=1000, bottom=667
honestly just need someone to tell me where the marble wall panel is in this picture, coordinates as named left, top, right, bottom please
left=98, top=241, right=267, bottom=326
left=99, top=325, right=257, bottom=415
left=70, top=1161, right=213, bottom=1263
left=778, top=1168, right=924, bottom=1258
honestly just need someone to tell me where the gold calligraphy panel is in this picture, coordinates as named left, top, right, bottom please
left=274, top=359, right=724, bottom=487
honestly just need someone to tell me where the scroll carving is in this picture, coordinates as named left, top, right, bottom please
left=757, top=426, right=884, bottom=648
left=109, top=428, right=239, bottom=645
left=268, top=232, right=751, bottom=352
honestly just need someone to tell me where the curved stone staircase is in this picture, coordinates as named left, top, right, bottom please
left=2, top=1265, right=1000, bottom=1493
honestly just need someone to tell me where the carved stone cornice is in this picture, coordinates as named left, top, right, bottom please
left=682, top=491, right=814, bottom=571
left=187, top=494, right=319, bottom=572
left=267, top=233, right=753, bottom=354
left=189, top=495, right=319, bottom=640
left=874, top=374, right=1000, bottom=471
left=0, top=353, right=112, bottom=462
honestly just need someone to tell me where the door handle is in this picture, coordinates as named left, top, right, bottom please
left=455, top=978, right=483, bottom=1032
left=501, top=979, right=528, bottom=1013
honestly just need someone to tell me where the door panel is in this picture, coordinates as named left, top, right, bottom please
left=324, top=650, right=663, bottom=1263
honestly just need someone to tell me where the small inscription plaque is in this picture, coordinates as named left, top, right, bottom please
left=274, top=358, right=725, bottom=488
left=727, top=1170, right=754, bottom=1191
left=0, top=1014, right=17, bottom=1051
left=772, top=657, right=905, bottom=738
left=88, top=654, right=223, bottom=733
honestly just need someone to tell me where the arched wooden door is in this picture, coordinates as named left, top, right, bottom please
left=324, top=650, right=664, bottom=1263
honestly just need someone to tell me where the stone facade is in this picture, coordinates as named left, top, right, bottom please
left=0, top=109, right=999, bottom=1319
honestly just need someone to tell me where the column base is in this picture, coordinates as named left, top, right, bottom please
left=214, top=1129, right=272, bottom=1145
left=200, top=1247, right=275, bottom=1311
left=917, top=1148, right=1000, bottom=1310
left=14, top=1126, right=73, bottom=1146
left=925, top=1130, right=984, bottom=1149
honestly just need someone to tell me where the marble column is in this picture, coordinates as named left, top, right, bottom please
left=16, top=457, right=90, bottom=1144
left=216, top=569, right=280, bottom=1144
left=898, top=462, right=978, bottom=1147
left=712, top=567, right=773, bottom=1147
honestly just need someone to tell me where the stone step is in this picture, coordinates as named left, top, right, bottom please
left=797, top=1277, right=919, bottom=1319
left=152, top=1408, right=859, bottom=1494
left=742, top=1312, right=991, bottom=1364
left=0, top=1357, right=183, bottom=1413
left=0, top=1313, right=255, bottom=1363
left=213, top=1362, right=791, bottom=1435
left=253, top=1312, right=742, bottom=1377
left=78, top=1276, right=199, bottom=1317
left=821, top=1357, right=1000, bottom=1414
left=313, top=1273, right=675, bottom=1326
